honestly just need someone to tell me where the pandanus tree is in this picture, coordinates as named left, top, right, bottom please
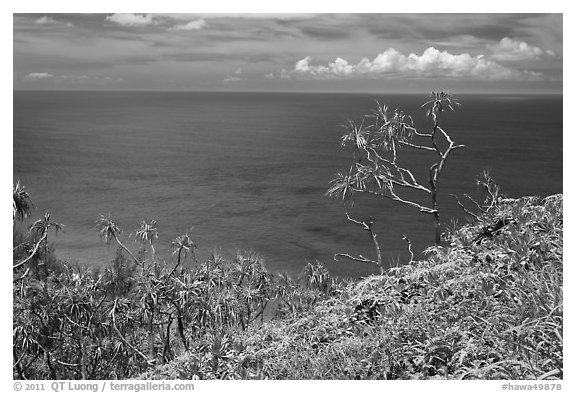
left=27, top=212, right=63, bottom=278
left=170, top=233, right=196, bottom=276
left=13, top=181, right=33, bottom=224
left=96, top=214, right=140, bottom=265
left=327, top=92, right=464, bottom=271
left=13, top=181, right=36, bottom=274
left=135, top=219, right=159, bottom=264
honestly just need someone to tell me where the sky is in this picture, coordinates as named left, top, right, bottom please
left=13, top=13, right=563, bottom=93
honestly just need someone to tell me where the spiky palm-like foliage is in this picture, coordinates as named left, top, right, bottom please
left=170, top=233, right=196, bottom=275
left=13, top=181, right=33, bottom=224
left=28, top=212, right=63, bottom=243
left=96, top=214, right=140, bottom=265
left=135, top=219, right=159, bottom=263
left=27, top=212, right=63, bottom=278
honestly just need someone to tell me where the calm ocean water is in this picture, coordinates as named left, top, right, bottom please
left=13, top=91, right=563, bottom=277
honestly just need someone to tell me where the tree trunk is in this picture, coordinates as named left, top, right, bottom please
left=170, top=249, right=182, bottom=276
left=368, top=226, right=383, bottom=273
left=429, top=165, right=441, bottom=245
left=43, top=234, right=49, bottom=279
left=433, top=211, right=441, bottom=245
left=162, top=317, right=173, bottom=362
left=13, top=347, right=23, bottom=379
left=115, top=237, right=139, bottom=265
left=45, top=351, right=57, bottom=379
left=149, top=308, right=155, bottom=360
left=176, top=311, right=188, bottom=351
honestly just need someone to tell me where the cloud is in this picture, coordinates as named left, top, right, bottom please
left=35, top=16, right=55, bottom=24
left=23, top=72, right=54, bottom=80
left=169, top=19, right=207, bottom=31
left=106, top=14, right=207, bottom=31
left=57, top=75, right=125, bottom=84
left=222, top=68, right=247, bottom=83
left=59, top=74, right=90, bottom=81
left=284, top=47, right=542, bottom=81
left=222, top=66, right=248, bottom=83
left=489, top=37, right=556, bottom=61
left=223, top=75, right=244, bottom=83
left=105, top=14, right=156, bottom=27
left=22, top=72, right=124, bottom=84
left=34, top=16, right=73, bottom=27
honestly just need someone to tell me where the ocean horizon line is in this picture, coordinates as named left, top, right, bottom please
left=12, top=89, right=563, bottom=96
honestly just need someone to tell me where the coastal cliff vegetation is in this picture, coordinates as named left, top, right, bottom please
left=12, top=184, right=563, bottom=380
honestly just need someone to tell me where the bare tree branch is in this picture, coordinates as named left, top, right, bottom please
left=402, top=234, right=414, bottom=263
left=399, top=140, right=436, bottom=152
left=334, top=253, right=380, bottom=267
left=55, top=359, right=81, bottom=368
left=464, top=193, right=486, bottom=212
left=13, top=232, right=47, bottom=270
left=451, top=194, right=481, bottom=220
left=13, top=267, right=30, bottom=282
left=413, top=130, right=434, bottom=137
left=387, top=186, right=437, bottom=214
left=335, top=213, right=385, bottom=274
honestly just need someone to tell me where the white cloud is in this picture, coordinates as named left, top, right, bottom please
left=286, top=47, right=542, bottom=81
left=170, top=19, right=207, bottom=31
left=34, top=16, right=73, bottom=27
left=59, top=75, right=91, bottom=81
left=223, top=75, right=244, bottom=83
left=105, top=14, right=156, bottom=27
left=23, top=72, right=54, bottom=80
left=222, top=68, right=245, bottom=83
left=35, top=16, right=55, bottom=24
left=489, top=38, right=555, bottom=61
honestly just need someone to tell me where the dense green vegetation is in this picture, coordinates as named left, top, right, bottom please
left=13, top=187, right=563, bottom=379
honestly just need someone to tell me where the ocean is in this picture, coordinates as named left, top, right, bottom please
left=13, top=91, right=563, bottom=277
